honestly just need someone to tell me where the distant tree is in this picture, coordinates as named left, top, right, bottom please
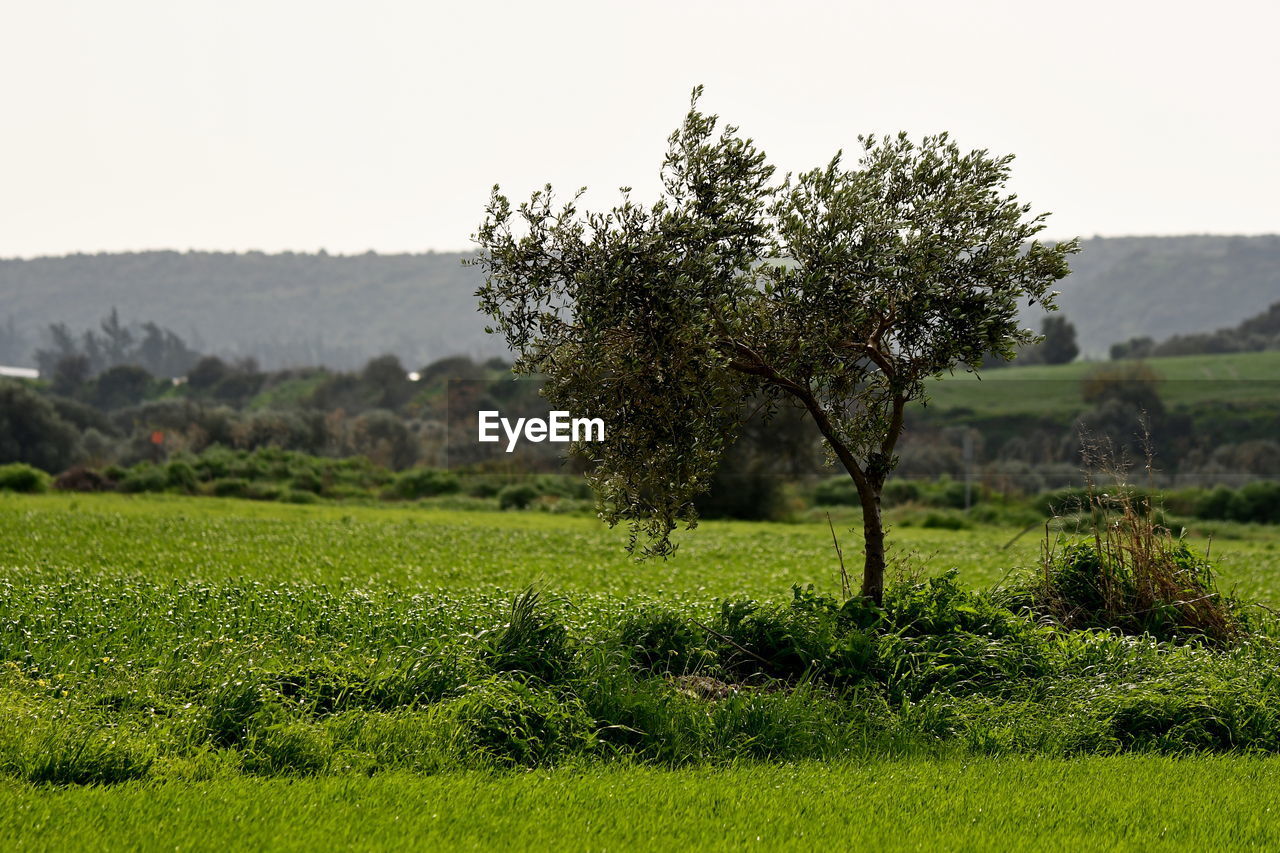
left=351, top=409, right=419, bottom=470
left=1039, top=316, right=1080, bottom=364
left=474, top=90, right=1076, bottom=602
left=92, top=364, right=153, bottom=411
left=0, top=316, right=28, bottom=365
left=0, top=380, right=80, bottom=472
left=34, top=323, right=80, bottom=376
left=1081, top=361, right=1165, bottom=417
left=98, top=308, right=134, bottom=367
left=34, top=311, right=202, bottom=379
left=187, top=356, right=231, bottom=393
left=361, top=354, right=414, bottom=410
left=1109, top=336, right=1155, bottom=361
left=51, top=354, right=92, bottom=397
left=135, top=322, right=201, bottom=377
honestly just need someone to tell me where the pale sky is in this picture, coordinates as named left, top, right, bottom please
left=3, top=0, right=1277, bottom=258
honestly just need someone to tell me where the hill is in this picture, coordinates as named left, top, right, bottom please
left=1, top=235, right=1278, bottom=368
left=0, top=250, right=496, bottom=369
left=1028, top=235, right=1280, bottom=356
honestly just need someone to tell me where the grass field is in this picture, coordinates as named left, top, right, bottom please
left=923, top=349, right=1280, bottom=416
left=5, top=493, right=1280, bottom=850
left=5, top=757, right=1280, bottom=852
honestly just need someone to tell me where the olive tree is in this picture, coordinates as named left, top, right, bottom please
left=474, top=90, right=1076, bottom=603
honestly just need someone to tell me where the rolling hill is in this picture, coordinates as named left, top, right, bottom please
left=1, top=234, right=1277, bottom=369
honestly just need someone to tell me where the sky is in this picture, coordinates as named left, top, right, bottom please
left=3, top=0, right=1277, bottom=258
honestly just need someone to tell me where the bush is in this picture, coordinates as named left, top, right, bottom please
left=0, top=380, right=81, bottom=473
left=117, top=463, right=169, bottom=493
left=391, top=468, right=461, bottom=500
left=920, top=511, right=971, bottom=530
left=497, top=482, right=539, bottom=510
left=1025, top=487, right=1239, bottom=645
left=53, top=466, right=114, bottom=492
left=713, top=586, right=880, bottom=685
left=166, top=460, right=199, bottom=493
left=813, top=477, right=860, bottom=507
left=0, top=463, right=51, bottom=493
left=212, top=477, right=252, bottom=498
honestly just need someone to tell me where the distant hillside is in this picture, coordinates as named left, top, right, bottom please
left=0, top=250, right=495, bottom=369
left=1028, top=235, right=1280, bottom=356
left=1, top=235, right=1277, bottom=369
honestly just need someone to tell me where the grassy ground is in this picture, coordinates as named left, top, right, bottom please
left=4, top=757, right=1280, bottom=852
left=4, top=492, right=1277, bottom=599
left=923, top=349, right=1280, bottom=416
left=5, top=493, right=1280, bottom=850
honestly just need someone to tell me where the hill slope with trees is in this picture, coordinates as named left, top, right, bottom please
left=1, top=235, right=1277, bottom=368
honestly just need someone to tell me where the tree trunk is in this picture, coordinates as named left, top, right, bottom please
left=858, top=485, right=886, bottom=604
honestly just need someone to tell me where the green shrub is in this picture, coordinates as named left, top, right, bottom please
left=497, top=482, right=540, bottom=510
left=392, top=468, right=461, bottom=500
left=813, top=477, right=860, bottom=507
left=166, top=460, right=199, bottom=492
left=920, top=511, right=972, bottom=530
left=118, top=462, right=168, bottom=493
left=212, top=477, right=252, bottom=498
left=21, top=727, right=154, bottom=785
left=243, top=720, right=331, bottom=776
left=289, top=470, right=324, bottom=494
left=0, top=463, right=50, bottom=493
left=714, top=586, right=880, bottom=685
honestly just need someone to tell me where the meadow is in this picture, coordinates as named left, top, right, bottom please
left=4, top=492, right=1280, bottom=850
left=924, top=349, right=1280, bottom=416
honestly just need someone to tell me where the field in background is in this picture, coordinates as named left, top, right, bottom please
left=4, top=492, right=1279, bottom=600
left=925, top=349, right=1280, bottom=416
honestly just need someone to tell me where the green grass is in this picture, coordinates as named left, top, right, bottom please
left=4, top=491, right=1277, bottom=599
left=4, top=758, right=1280, bottom=852
left=6, top=493, right=1280, bottom=849
left=924, top=349, right=1280, bottom=416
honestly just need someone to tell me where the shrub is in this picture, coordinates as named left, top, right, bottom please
left=813, top=477, right=860, bottom=507
left=117, top=463, right=169, bottom=493
left=212, top=478, right=252, bottom=498
left=920, top=511, right=971, bottom=530
left=52, top=466, right=114, bottom=492
left=166, top=460, right=199, bottom=492
left=243, top=720, right=331, bottom=776
left=714, top=586, right=880, bottom=685
left=21, top=727, right=154, bottom=785
left=391, top=468, right=461, bottom=500
left=497, top=482, right=539, bottom=510
left=1027, top=486, right=1239, bottom=645
left=0, top=463, right=51, bottom=493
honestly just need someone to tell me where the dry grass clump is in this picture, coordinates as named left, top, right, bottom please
left=1033, top=435, right=1240, bottom=646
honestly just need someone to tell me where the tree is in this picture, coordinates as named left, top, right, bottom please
left=473, top=90, right=1076, bottom=603
left=1038, top=316, right=1080, bottom=364
left=0, top=380, right=81, bottom=472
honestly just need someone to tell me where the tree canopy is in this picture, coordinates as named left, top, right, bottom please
left=474, top=89, right=1077, bottom=601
